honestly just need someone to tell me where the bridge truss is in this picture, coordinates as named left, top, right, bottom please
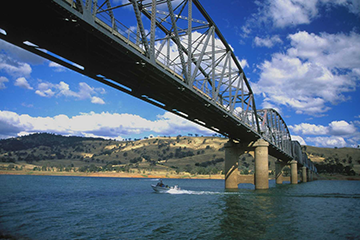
left=0, top=0, right=316, bottom=170
left=85, top=0, right=293, bottom=156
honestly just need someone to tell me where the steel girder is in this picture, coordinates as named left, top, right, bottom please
left=81, top=0, right=261, bottom=132
left=257, top=109, right=292, bottom=156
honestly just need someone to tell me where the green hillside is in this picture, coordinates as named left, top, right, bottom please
left=1, top=133, right=359, bottom=176
left=303, top=145, right=360, bottom=175
left=0, top=133, right=230, bottom=175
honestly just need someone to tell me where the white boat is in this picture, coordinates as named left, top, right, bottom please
left=151, top=180, right=180, bottom=193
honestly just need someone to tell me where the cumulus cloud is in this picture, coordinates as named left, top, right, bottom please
left=290, top=120, right=359, bottom=147
left=48, top=61, right=66, bottom=72
left=91, top=96, right=105, bottom=105
left=305, top=136, right=347, bottom=148
left=254, top=35, right=283, bottom=48
left=291, top=135, right=306, bottom=145
left=254, top=31, right=360, bottom=116
left=0, top=110, right=214, bottom=140
left=243, top=0, right=360, bottom=31
left=0, top=54, right=32, bottom=77
left=264, top=0, right=319, bottom=28
left=290, top=123, right=328, bottom=135
left=328, top=120, right=357, bottom=136
left=239, top=59, right=249, bottom=69
left=14, top=77, right=33, bottom=90
left=35, top=81, right=106, bottom=104
left=0, top=76, right=9, bottom=89
left=288, top=31, right=360, bottom=70
left=290, top=120, right=357, bottom=136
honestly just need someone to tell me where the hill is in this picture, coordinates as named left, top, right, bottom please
left=303, top=145, right=360, bottom=175
left=0, top=133, right=229, bottom=175
left=0, top=133, right=359, bottom=176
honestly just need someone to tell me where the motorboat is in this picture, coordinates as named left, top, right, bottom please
left=151, top=180, right=180, bottom=193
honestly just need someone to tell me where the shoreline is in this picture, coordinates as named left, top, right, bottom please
left=1, top=170, right=359, bottom=181
left=0, top=170, right=225, bottom=180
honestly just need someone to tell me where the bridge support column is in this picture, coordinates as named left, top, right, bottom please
left=307, top=169, right=311, bottom=182
left=275, top=161, right=285, bottom=184
left=290, top=160, right=298, bottom=184
left=224, top=140, right=242, bottom=189
left=302, top=166, right=307, bottom=183
left=254, top=139, right=269, bottom=190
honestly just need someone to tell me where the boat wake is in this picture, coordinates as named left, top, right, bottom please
left=162, top=189, right=239, bottom=195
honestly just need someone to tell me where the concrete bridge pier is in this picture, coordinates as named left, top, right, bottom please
left=224, top=140, right=243, bottom=189
left=254, top=139, right=269, bottom=190
left=224, top=139, right=269, bottom=190
left=275, top=161, right=286, bottom=184
left=302, top=166, right=307, bottom=183
left=290, top=160, right=298, bottom=184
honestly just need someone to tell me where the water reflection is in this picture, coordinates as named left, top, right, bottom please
left=217, top=186, right=302, bottom=239
left=217, top=193, right=265, bottom=239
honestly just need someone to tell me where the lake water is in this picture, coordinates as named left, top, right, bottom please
left=1, top=175, right=359, bottom=240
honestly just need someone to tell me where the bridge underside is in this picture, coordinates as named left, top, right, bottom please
left=0, top=1, right=291, bottom=161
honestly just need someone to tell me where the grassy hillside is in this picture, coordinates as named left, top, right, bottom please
left=0, top=133, right=231, bottom=175
left=1, top=133, right=359, bottom=176
left=303, top=145, right=360, bottom=175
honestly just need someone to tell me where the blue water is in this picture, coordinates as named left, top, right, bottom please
left=1, top=175, right=359, bottom=239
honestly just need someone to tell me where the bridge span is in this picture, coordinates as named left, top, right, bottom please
left=0, top=0, right=317, bottom=189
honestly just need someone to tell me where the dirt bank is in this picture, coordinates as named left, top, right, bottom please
left=0, top=170, right=225, bottom=180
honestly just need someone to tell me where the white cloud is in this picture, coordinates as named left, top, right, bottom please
left=306, top=136, right=347, bottom=148
left=287, top=31, right=360, bottom=70
left=35, top=89, right=55, bottom=97
left=0, top=111, right=33, bottom=139
left=49, top=61, right=65, bottom=72
left=91, top=96, right=105, bottom=104
left=254, top=31, right=360, bottom=116
left=0, top=111, right=214, bottom=140
left=291, top=135, right=306, bottom=145
left=35, top=81, right=105, bottom=104
left=290, top=120, right=359, bottom=147
left=290, top=120, right=357, bottom=137
left=290, top=123, right=328, bottom=135
left=0, top=76, right=9, bottom=89
left=14, top=77, right=33, bottom=90
left=266, top=0, right=318, bottom=28
left=328, top=120, right=357, bottom=136
left=0, top=54, right=32, bottom=77
left=239, top=59, right=249, bottom=69
left=56, top=81, right=79, bottom=98
left=247, top=0, right=360, bottom=30
left=254, top=35, right=283, bottom=48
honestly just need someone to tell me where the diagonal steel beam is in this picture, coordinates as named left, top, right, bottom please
left=131, top=0, right=150, bottom=57
left=166, top=0, right=187, bottom=81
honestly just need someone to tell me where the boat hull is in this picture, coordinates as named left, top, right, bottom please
left=151, top=184, right=171, bottom=192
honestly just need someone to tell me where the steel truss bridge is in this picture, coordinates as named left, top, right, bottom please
left=0, top=0, right=316, bottom=172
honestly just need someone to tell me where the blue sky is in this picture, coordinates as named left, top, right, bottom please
left=0, top=0, right=359, bottom=148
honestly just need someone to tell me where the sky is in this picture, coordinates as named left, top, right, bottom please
left=0, top=0, right=360, bottom=148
